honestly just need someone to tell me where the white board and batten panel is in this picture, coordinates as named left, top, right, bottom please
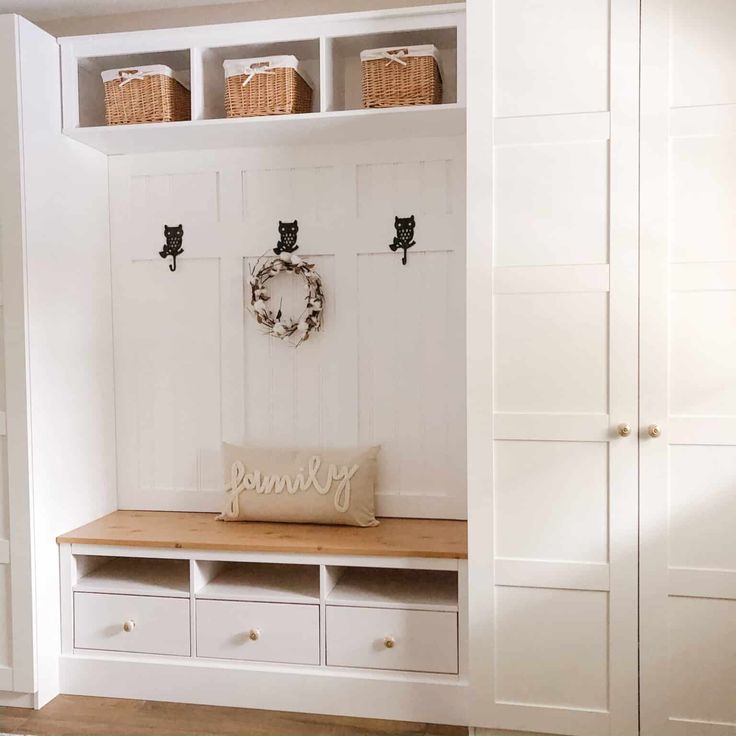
left=469, top=0, right=639, bottom=734
left=641, top=2, right=736, bottom=735
left=110, top=136, right=466, bottom=520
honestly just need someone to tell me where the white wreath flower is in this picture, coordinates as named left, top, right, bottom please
left=247, top=253, right=325, bottom=346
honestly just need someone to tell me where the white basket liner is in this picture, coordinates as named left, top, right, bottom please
left=360, top=44, right=442, bottom=75
left=101, top=64, right=190, bottom=90
left=223, top=55, right=313, bottom=89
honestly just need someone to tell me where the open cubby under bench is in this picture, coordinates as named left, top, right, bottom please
left=56, top=511, right=469, bottom=726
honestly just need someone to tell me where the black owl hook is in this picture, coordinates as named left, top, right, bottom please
left=389, top=215, right=416, bottom=266
left=274, top=220, right=299, bottom=255
left=160, top=224, right=184, bottom=272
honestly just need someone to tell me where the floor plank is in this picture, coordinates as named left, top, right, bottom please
left=0, top=695, right=466, bottom=736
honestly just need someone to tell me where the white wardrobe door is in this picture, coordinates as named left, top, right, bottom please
left=641, top=2, right=736, bottom=734
left=468, top=1, right=640, bottom=734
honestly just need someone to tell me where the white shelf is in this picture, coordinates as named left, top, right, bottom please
left=197, top=563, right=320, bottom=604
left=74, top=557, right=190, bottom=598
left=327, top=568, right=458, bottom=612
left=63, top=104, right=465, bottom=155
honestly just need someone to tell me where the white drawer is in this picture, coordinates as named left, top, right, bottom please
left=196, top=599, right=320, bottom=665
left=326, top=606, right=458, bottom=674
left=74, top=592, right=190, bottom=656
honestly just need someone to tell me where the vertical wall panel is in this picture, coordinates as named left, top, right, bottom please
left=242, top=255, right=340, bottom=447
left=357, top=251, right=465, bottom=505
left=111, top=139, right=465, bottom=519
left=115, top=258, right=222, bottom=508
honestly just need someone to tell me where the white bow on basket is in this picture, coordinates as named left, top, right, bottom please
left=118, top=69, right=151, bottom=86
left=242, top=63, right=276, bottom=86
left=381, top=49, right=409, bottom=67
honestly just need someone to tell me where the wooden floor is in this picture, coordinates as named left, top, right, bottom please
left=0, top=695, right=466, bottom=736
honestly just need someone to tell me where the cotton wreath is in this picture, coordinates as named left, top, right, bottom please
left=248, top=252, right=324, bottom=346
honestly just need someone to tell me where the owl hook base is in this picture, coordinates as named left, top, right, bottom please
left=160, top=224, right=184, bottom=272
left=389, top=215, right=416, bottom=266
left=274, top=220, right=299, bottom=255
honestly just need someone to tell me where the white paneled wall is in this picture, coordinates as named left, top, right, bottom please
left=469, top=0, right=640, bottom=734
left=641, top=1, right=736, bottom=734
left=110, top=137, right=466, bottom=519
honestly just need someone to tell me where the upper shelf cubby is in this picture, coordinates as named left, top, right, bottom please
left=59, top=3, right=465, bottom=155
left=324, top=27, right=458, bottom=112
left=75, top=49, right=192, bottom=128
left=199, top=39, right=321, bottom=119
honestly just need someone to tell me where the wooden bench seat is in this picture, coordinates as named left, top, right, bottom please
left=57, top=510, right=468, bottom=559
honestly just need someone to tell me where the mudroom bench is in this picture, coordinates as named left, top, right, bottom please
left=57, top=511, right=468, bottom=725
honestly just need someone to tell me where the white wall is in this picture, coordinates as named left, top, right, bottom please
left=41, top=0, right=462, bottom=37
left=109, top=137, right=466, bottom=520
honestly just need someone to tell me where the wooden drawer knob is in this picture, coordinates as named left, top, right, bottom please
left=122, top=619, right=136, bottom=633
left=384, top=636, right=396, bottom=649
left=248, top=628, right=260, bottom=641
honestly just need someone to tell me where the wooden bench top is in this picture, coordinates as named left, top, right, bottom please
left=57, top=510, right=468, bottom=559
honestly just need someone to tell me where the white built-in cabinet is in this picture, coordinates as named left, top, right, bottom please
left=469, top=1, right=736, bottom=736
left=0, top=14, right=116, bottom=706
left=469, top=1, right=639, bottom=733
left=0, top=1, right=734, bottom=734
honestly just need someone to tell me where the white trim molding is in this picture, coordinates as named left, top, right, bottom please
left=0, top=538, right=9, bottom=565
left=0, top=666, right=12, bottom=692
left=0, top=689, right=35, bottom=708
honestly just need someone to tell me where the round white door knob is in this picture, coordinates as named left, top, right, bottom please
left=122, top=619, right=135, bottom=633
left=617, top=423, right=632, bottom=437
left=384, top=636, right=396, bottom=649
left=648, top=424, right=662, bottom=438
left=248, top=629, right=260, bottom=641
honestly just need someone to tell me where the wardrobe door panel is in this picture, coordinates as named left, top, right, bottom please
left=495, top=587, right=609, bottom=711
left=641, top=2, right=736, bottom=733
left=495, top=440, right=609, bottom=563
left=668, top=445, right=736, bottom=570
left=670, top=0, right=736, bottom=108
left=670, top=136, right=736, bottom=262
left=493, top=0, right=610, bottom=118
left=494, top=140, right=609, bottom=266
left=495, top=292, right=609, bottom=414
left=467, top=0, right=640, bottom=733
left=668, top=597, right=736, bottom=725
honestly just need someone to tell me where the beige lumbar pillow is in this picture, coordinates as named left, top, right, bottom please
left=219, top=443, right=381, bottom=527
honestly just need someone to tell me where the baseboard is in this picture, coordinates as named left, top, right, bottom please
left=61, top=654, right=469, bottom=726
left=470, top=729, right=555, bottom=736
left=0, top=667, right=12, bottom=693
left=0, top=690, right=35, bottom=708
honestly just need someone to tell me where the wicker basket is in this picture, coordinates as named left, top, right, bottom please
left=224, top=56, right=313, bottom=118
left=361, top=45, right=442, bottom=108
left=101, top=65, right=190, bottom=125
